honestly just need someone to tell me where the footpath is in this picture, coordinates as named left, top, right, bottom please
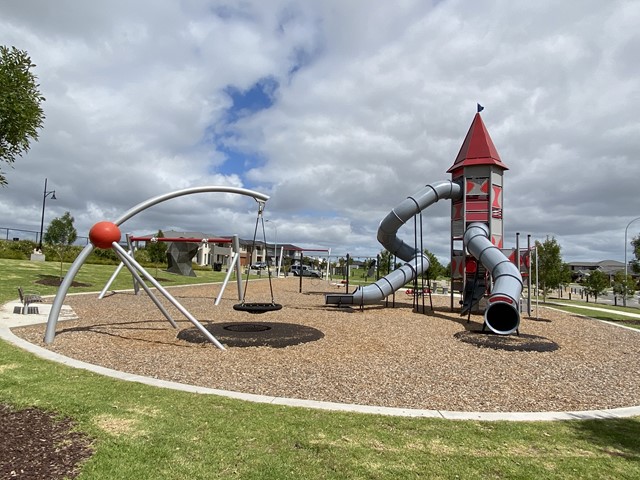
left=546, top=301, right=640, bottom=319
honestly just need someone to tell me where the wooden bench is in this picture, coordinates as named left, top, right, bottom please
left=17, top=287, right=43, bottom=314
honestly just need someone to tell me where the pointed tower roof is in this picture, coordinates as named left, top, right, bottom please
left=447, top=113, right=508, bottom=173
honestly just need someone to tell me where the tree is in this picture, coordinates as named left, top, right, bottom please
left=559, top=263, right=572, bottom=294
left=612, top=270, right=636, bottom=301
left=44, top=211, right=77, bottom=280
left=422, top=248, right=445, bottom=280
left=378, top=250, right=393, bottom=274
left=632, top=234, right=640, bottom=275
left=582, top=270, right=609, bottom=303
left=146, top=230, right=167, bottom=277
left=533, top=237, right=567, bottom=302
left=0, top=46, right=46, bottom=186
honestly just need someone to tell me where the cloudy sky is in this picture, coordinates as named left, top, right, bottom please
left=1, top=0, right=639, bottom=264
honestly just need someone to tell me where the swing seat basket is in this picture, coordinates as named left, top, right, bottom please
left=233, top=302, right=283, bottom=314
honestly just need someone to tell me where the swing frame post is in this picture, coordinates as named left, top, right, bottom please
left=233, top=234, right=243, bottom=302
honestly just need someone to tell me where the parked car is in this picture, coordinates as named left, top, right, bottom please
left=250, top=262, right=268, bottom=269
left=290, top=265, right=321, bottom=277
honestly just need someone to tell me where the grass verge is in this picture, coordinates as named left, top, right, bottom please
left=1, top=339, right=640, bottom=479
left=2, top=260, right=640, bottom=478
left=0, top=258, right=236, bottom=304
left=544, top=301, right=640, bottom=330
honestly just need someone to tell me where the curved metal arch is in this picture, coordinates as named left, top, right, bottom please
left=113, top=186, right=269, bottom=226
left=44, top=186, right=270, bottom=344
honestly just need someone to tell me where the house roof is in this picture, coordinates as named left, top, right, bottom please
left=447, top=113, right=509, bottom=173
left=567, top=260, right=624, bottom=268
left=568, top=260, right=627, bottom=276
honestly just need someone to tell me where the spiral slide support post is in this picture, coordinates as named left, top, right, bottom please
left=463, top=222, right=522, bottom=334
left=325, top=180, right=462, bottom=305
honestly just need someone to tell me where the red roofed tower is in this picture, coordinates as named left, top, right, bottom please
left=448, top=113, right=508, bottom=308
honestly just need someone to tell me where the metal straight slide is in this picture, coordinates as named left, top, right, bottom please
left=325, top=180, right=462, bottom=306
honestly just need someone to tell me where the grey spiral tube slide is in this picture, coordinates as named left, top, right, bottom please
left=325, top=180, right=462, bottom=305
left=325, top=182, right=523, bottom=335
left=463, top=223, right=522, bottom=335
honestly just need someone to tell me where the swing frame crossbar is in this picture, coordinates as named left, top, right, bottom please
left=128, top=236, right=232, bottom=243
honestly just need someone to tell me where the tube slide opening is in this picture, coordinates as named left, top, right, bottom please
left=484, top=302, right=520, bottom=335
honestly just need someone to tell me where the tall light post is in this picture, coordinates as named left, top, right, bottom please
left=265, top=219, right=279, bottom=277
left=38, top=178, right=56, bottom=251
left=623, top=216, right=640, bottom=307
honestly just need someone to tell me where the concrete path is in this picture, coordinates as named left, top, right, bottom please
left=548, top=301, right=640, bottom=318
left=2, top=298, right=640, bottom=422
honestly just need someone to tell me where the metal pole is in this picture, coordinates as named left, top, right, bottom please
left=345, top=253, right=350, bottom=293
left=516, top=232, right=520, bottom=313
left=111, top=242, right=225, bottom=349
left=527, top=234, right=532, bottom=316
left=515, top=232, right=521, bottom=272
left=98, top=254, right=128, bottom=299
left=38, top=178, right=56, bottom=251
left=299, top=250, right=303, bottom=293
left=266, top=219, right=278, bottom=276
left=624, top=216, right=640, bottom=307
left=113, top=247, right=178, bottom=328
left=277, top=246, right=283, bottom=278
left=535, top=245, right=539, bottom=320
left=233, top=235, right=243, bottom=302
left=44, top=243, right=95, bottom=343
left=215, top=252, right=239, bottom=305
left=38, top=178, right=47, bottom=250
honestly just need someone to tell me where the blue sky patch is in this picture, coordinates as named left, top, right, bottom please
left=224, top=77, right=278, bottom=122
left=211, top=77, right=279, bottom=183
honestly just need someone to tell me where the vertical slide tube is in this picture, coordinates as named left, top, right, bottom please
left=463, top=223, right=523, bottom=335
left=326, top=180, right=462, bottom=305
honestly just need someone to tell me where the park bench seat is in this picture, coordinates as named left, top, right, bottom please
left=17, top=287, right=43, bottom=315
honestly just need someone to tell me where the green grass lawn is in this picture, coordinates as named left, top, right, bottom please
left=543, top=299, right=640, bottom=330
left=1, top=259, right=640, bottom=478
left=0, top=258, right=235, bottom=304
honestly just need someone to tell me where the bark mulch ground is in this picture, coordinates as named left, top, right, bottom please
left=0, top=404, right=94, bottom=480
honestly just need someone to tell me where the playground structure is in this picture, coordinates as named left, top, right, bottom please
left=43, top=186, right=271, bottom=349
left=326, top=112, right=523, bottom=335
left=44, top=113, right=525, bottom=347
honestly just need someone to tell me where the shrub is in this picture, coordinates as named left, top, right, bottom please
left=0, top=239, right=38, bottom=259
left=86, top=248, right=119, bottom=265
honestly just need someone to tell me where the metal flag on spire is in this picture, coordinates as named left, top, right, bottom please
left=477, top=103, right=484, bottom=113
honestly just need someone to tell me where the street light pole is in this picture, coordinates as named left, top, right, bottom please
left=623, top=216, right=640, bottom=307
left=38, top=178, right=56, bottom=251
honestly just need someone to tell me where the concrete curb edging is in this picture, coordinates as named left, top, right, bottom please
left=2, top=320, right=640, bottom=422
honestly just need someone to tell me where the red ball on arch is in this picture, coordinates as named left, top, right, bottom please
left=89, top=221, right=121, bottom=249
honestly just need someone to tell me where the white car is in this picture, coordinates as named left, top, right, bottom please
left=290, top=265, right=321, bottom=277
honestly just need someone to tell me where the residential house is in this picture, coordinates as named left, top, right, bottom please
left=567, top=260, right=626, bottom=282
